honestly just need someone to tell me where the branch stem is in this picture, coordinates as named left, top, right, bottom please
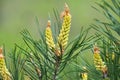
left=53, top=58, right=60, bottom=80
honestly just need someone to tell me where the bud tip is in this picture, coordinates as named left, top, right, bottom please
left=47, top=20, right=51, bottom=27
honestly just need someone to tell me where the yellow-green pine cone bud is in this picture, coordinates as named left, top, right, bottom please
left=0, top=48, right=11, bottom=80
left=45, top=20, right=55, bottom=49
left=58, top=3, right=71, bottom=49
left=93, top=45, right=105, bottom=70
left=81, top=72, right=88, bottom=80
left=112, top=52, right=115, bottom=60
left=81, top=67, right=88, bottom=80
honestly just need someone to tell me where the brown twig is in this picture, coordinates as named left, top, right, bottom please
left=53, top=57, right=61, bottom=80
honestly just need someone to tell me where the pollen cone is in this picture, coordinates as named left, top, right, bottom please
left=45, top=20, right=55, bottom=49
left=58, top=3, right=71, bottom=50
left=0, top=48, right=12, bottom=80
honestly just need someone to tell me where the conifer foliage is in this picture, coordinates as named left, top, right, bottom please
left=1, top=0, right=120, bottom=80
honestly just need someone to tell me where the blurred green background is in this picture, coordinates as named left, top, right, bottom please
left=0, top=0, right=104, bottom=51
